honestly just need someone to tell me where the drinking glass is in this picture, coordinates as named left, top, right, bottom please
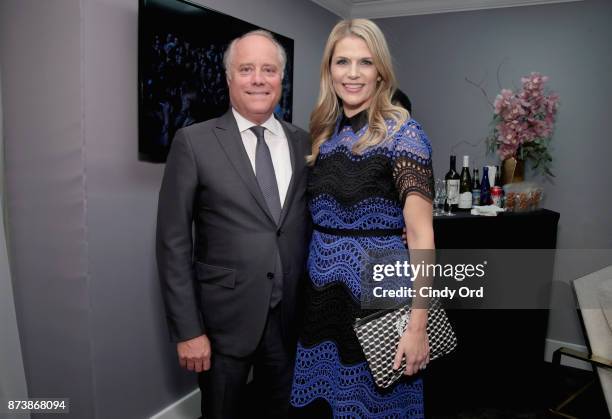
left=433, top=179, right=445, bottom=216
left=444, top=180, right=456, bottom=217
left=434, top=179, right=446, bottom=216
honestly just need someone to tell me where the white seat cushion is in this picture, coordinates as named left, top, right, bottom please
left=574, top=265, right=612, bottom=415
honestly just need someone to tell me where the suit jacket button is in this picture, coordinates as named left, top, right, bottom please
left=276, top=229, right=281, bottom=237
left=267, top=272, right=274, bottom=280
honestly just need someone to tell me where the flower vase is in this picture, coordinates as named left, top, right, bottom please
left=501, top=157, right=525, bottom=185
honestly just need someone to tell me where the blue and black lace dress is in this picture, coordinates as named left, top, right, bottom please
left=290, top=111, right=434, bottom=418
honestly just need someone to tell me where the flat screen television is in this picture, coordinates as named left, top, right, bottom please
left=138, top=0, right=294, bottom=162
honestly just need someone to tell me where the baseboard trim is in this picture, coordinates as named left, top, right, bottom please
left=149, top=388, right=199, bottom=419
left=150, top=368, right=254, bottom=419
left=545, top=338, right=592, bottom=371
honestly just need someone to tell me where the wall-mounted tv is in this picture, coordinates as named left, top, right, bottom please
left=138, top=0, right=294, bottom=162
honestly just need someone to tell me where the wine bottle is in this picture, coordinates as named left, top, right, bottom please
left=458, top=155, right=472, bottom=210
left=493, top=164, right=504, bottom=208
left=494, top=165, right=502, bottom=187
left=481, top=166, right=491, bottom=205
left=445, top=155, right=460, bottom=212
left=472, top=168, right=481, bottom=207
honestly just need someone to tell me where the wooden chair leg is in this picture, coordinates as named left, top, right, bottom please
left=549, top=380, right=594, bottom=419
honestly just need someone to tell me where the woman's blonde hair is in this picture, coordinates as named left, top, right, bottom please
left=307, top=19, right=408, bottom=165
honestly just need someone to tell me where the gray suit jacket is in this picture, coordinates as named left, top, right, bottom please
left=156, top=110, right=311, bottom=357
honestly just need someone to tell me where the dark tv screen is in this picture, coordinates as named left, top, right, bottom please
left=138, top=0, right=294, bottom=162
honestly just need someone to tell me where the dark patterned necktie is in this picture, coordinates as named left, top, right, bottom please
left=250, top=125, right=283, bottom=307
left=250, top=126, right=281, bottom=224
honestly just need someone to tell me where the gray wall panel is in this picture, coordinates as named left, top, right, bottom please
left=1, top=0, right=336, bottom=417
left=376, top=0, right=612, bottom=345
left=0, top=69, right=30, bottom=419
left=81, top=0, right=336, bottom=417
left=0, top=1, right=96, bottom=418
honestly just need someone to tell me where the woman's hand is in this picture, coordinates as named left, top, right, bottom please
left=393, top=321, right=430, bottom=376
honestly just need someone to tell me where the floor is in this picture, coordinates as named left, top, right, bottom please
left=428, top=363, right=610, bottom=419
left=236, top=362, right=610, bottom=418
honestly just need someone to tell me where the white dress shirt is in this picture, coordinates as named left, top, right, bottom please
left=232, top=108, right=293, bottom=207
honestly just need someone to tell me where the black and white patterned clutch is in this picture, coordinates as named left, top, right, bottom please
left=353, top=298, right=457, bottom=388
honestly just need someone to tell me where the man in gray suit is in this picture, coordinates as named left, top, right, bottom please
left=156, top=30, right=310, bottom=419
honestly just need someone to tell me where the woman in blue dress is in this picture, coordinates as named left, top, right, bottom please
left=290, top=19, right=435, bottom=418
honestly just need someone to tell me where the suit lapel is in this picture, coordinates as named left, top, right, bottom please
left=278, top=119, right=303, bottom=228
left=213, top=110, right=276, bottom=225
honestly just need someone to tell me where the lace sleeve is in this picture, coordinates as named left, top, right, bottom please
left=392, top=120, right=434, bottom=204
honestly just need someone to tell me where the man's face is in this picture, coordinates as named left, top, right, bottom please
left=227, top=35, right=282, bottom=124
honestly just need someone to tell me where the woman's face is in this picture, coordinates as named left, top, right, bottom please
left=330, top=35, right=379, bottom=117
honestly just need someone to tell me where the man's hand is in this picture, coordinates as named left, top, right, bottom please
left=177, top=334, right=211, bottom=372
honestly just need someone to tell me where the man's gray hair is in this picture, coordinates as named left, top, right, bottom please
left=223, top=29, right=287, bottom=80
